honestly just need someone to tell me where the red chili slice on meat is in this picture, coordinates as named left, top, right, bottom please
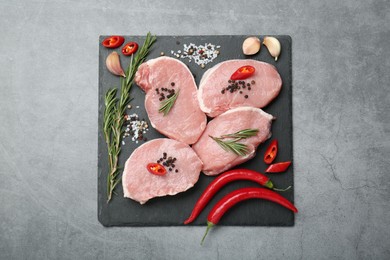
left=264, top=139, right=278, bottom=164
left=122, top=42, right=139, bottom=56
left=102, top=36, right=125, bottom=48
left=146, top=163, right=167, bottom=176
left=230, top=65, right=256, bottom=80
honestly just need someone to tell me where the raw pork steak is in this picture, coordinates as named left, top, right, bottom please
left=135, top=57, right=207, bottom=144
left=192, top=107, right=273, bottom=176
left=122, top=138, right=203, bottom=204
left=198, top=59, right=282, bottom=117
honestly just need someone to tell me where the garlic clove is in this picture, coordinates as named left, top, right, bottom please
left=242, top=36, right=261, bottom=55
left=106, top=51, right=126, bottom=77
left=263, top=37, right=281, bottom=61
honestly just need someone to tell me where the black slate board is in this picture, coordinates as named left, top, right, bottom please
left=98, top=35, right=293, bottom=226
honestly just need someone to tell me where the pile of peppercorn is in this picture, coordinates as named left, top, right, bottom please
left=156, top=82, right=176, bottom=101
left=221, top=80, right=256, bottom=99
left=157, top=152, right=179, bottom=173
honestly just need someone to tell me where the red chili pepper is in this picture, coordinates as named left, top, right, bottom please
left=146, top=163, right=167, bottom=176
left=201, top=187, right=297, bottom=244
left=265, top=161, right=292, bottom=173
left=264, top=139, right=278, bottom=164
left=184, top=169, right=273, bottom=225
left=230, top=65, right=256, bottom=80
left=102, top=36, right=125, bottom=49
left=122, top=42, right=139, bottom=56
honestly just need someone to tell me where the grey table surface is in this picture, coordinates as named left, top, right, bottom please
left=0, top=0, right=389, bottom=259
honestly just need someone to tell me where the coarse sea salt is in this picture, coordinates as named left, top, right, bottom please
left=171, top=42, right=221, bottom=67
left=122, top=113, right=149, bottom=145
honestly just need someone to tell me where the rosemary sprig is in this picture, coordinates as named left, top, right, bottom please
left=103, top=32, right=156, bottom=202
left=220, top=129, right=259, bottom=139
left=158, top=90, right=180, bottom=116
left=209, top=128, right=259, bottom=156
left=210, top=136, right=250, bottom=156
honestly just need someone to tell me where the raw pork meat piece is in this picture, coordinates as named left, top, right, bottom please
left=135, top=57, right=207, bottom=144
left=192, top=107, right=273, bottom=176
left=198, top=59, right=282, bottom=117
left=122, top=138, right=203, bottom=204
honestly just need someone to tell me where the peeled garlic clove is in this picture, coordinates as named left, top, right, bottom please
left=263, top=37, right=281, bottom=61
left=242, top=36, right=261, bottom=55
left=106, top=51, right=126, bottom=77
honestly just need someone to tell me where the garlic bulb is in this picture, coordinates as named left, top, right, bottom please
left=106, top=51, right=126, bottom=77
left=263, top=37, right=281, bottom=61
left=242, top=37, right=261, bottom=55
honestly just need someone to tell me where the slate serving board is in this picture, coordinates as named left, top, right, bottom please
left=98, top=35, right=293, bottom=226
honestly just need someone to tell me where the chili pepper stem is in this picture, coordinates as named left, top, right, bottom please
left=264, top=180, right=274, bottom=189
left=273, top=185, right=292, bottom=192
left=201, top=221, right=214, bottom=245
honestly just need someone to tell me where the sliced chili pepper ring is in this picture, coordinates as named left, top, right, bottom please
left=122, top=42, right=139, bottom=56
left=146, top=163, right=167, bottom=176
left=230, top=65, right=256, bottom=80
left=264, top=139, right=278, bottom=164
left=102, top=36, right=125, bottom=49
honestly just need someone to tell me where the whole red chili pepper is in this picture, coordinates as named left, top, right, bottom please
left=265, top=161, right=292, bottom=173
left=201, top=187, right=298, bottom=244
left=185, top=169, right=276, bottom=225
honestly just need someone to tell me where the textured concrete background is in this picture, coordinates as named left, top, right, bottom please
left=0, top=0, right=389, bottom=259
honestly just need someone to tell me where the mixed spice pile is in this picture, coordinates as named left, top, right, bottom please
left=171, top=42, right=221, bottom=68
left=122, top=113, right=149, bottom=145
